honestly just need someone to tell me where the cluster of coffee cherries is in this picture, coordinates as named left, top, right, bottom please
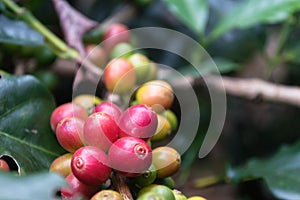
left=49, top=23, right=206, bottom=200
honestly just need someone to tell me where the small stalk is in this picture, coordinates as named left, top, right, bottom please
left=112, top=172, right=134, bottom=200
left=1, top=0, right=79, bottom=59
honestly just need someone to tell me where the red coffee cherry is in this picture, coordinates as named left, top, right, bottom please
left=103, top=23, right=130, bottom=52
left=50, top=102, right=88, bottom=131
left=56, top=117, right=85, bottom=153
left=61, top=173, right=100, bottom=199
left=118, top=104, right=158, bottom=139
left=103, top=58, right=136, bottom=94
left=71, top=146, right=112, bottom=186
left=0, top=159, right=10, bottom=172
left=83, top=112, right=119, bottom=152
left=92, top=102, right=122, bottom=123
left=108, top=136, right=152, bottom=176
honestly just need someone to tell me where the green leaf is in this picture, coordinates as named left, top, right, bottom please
left=0, top=14, right=44, bottom=46
left=227, top=141, right=300, bottom=200
left=178, top=57, right=239, bottom=77
left=0, top=74, right=65, bottom=173
left=162, top=0, right=208, bottom=35
left=0, top=172, right=65, bottom=200
left=210, top=0, right=300, bottom=41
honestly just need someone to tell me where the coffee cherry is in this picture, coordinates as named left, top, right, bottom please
left=139, top=184, right=175, bottom=200
left=56, top=117, right=85, bottom=152
left=164, top=110, right=178, bottom=132
left=73, top=94, right=102, bottom=114
left=152, top=146, right=181, bottom=178
left=118, top=104, right=158, bottom=139
left=137, top=191, right=165, bottom=200
left=83, top=112, right=119, bottom=151
left=108, top=137, right=152, bottom=176
left=61, top=173, right=100, bottom=199
left=154, top=177, right=175, bottom=189
left=103, top=58, right=136, bottom=94
left=50, top=102, right=88, bottom=131
left=136, top=80, right=174, bottom=112
left=187, top=196, right=207, bottom=200
left=0, top=159, right=10, bottom=172
left=103, top=23, right=130, bottom=52
left=91, top=190, right=123, bottom=200
left=85, top=44, right=107, bottom=68
left=93, top=102, right=122, bottom=123
left=128, top=53, right=151, bottom=84
left=173, top=189, right=187, bottom=200
left=134, top=164, right=157, bottom=187
left=49, top=153, right=72, bottom=177
left=110, top=42, right=133, bottom=59
left=151, top=114, right=172, bottom=142
left=146, top=62, right=158, bottom=81
left=35, top=45, right=56, bottom=66
left=71, top=146, right=111, bottom=186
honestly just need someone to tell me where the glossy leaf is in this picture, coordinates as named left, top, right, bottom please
left=210, top=0, right=300, bottom=41
left=227, top=141, right=300, bottom=200
left=0, top=14, right=44, bottom=46
left=178, top=57, right=239, bottom=77
left=0, top=172, right=65, bottom=200
left=162, top=0, right=208, bottom=35
left=0, top=74, right=65, bottom=173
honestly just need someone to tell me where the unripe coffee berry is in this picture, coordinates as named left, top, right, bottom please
left=85, top=44, right=107, bottom=68
left=103, top=58, right=136, bottom=94
left=56, top=117, right=85, bottom=152
left=136, top=80, right=174, bottom=112
left=138, top=184, right=175, bottom=200
left=49, top=153, right=72, bottom=177
left=83, top=112, right=119, bottom=151
left=152, top=146, right=181, bottom=178
left=91, top=190, right=123, bottom=200
left=110, top=42, right=133, bottom=59
left=73, top=94, right=102, bottom=114
left=71, top=146, right=111, bottom=186
left=92, top=102, right=122, bottom=123
left=118, top=104, right=158, bottom=139
left=108, top=137, right=152, bottom=176
left=61, top=173, right=100, bottom=199
left=128, top=53, right=151, bottom=84
left=50, top=102, right=88, bottom=131
left=151, top=114, right=172, bottom=142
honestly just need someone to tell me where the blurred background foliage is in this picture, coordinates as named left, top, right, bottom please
left=1, top=0, right=300, bottom=199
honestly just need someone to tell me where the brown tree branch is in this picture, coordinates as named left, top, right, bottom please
left=204, top=75, right=300, bottom=107
left=112, top=172, right=133, bottom=200
left=52, top=0, right=98, bottom=56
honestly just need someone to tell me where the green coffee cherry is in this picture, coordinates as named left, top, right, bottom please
left=110, top=42, right=133, bottom=59
left=154, top=177, right=175, bottom=189
left=134, top=164, right=157, bottom=187
left=128, top=53, right=151, bottom=84
left=173, top=190, right=187, bottom=200
left=164, top=110, right=178, bottom=132
left=151, top=114, right=172, bottom=142
left=139, top=184, right=175, bottom=200
left=137, top=191, right=165, bottom=200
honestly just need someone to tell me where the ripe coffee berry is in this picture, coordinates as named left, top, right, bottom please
left=108, top=136, right=152, bottom=176
left=118, top=104, right=158, bottom=139
left=0, top=159, right=9, bottom=172
left=92, top=101, right=122, bottom=123
left=50, top=102, right=88, bottom=131
left=83, top=112, right=119, bottom=151
left=103, top=58, right=136, bottom=94
left=103, top=23, right=130, bottom=52
left=71, top=146, right=111, bottom=186
left=55, top=117, right=85, bottom=152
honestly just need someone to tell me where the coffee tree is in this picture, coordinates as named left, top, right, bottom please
left=1, top=0, right=300, bottom=199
